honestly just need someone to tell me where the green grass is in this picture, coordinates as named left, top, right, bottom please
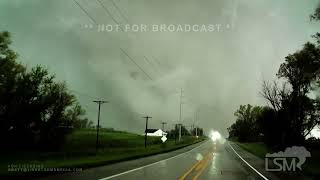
left=1, top=129, right=205, bottom=177
left=235, top=142, right=271, bottom=158
left=235, top=142, right=320, bottom=179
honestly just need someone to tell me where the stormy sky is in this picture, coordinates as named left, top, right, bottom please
left=0, top=0, right=319, bottom=136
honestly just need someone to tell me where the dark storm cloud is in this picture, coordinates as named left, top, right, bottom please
left=0, top=0, right=319, bottom=136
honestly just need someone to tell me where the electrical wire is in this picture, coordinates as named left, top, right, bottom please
left=120, top=48, right=153, bottom=80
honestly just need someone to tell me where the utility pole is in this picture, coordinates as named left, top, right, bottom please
left=161, top=122, right=167, bottom=136
left=93, top=100, right=108, bottom=153
left=174, top=124, right=178, bottom=144
left=195, top=126, right=198, bottom=137
left=193, top=111, right=196, bottom=137
left=194, top=109, right=199, bottom=137
left=179, top=88, right=183, bottom=141
left=143, top=116, right=152, bottom=148
left=178, top=123, right=182, bottom=141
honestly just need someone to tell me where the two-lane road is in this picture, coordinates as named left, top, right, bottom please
left=98, top=140, right=264, bottom=180
left=39, top=140, right=271, bottom=180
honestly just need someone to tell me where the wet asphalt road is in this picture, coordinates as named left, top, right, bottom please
left=39, top=140, right=269, bottom=180
left=98, top=140, right=260, bottom=180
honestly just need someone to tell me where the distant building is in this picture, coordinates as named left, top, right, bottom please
left=145, top=129, right=167, bottom=137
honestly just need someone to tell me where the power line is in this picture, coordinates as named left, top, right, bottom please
left=179, top=88, right=184, bottom=141
left=161, top=122, right=167, bottom=136
left=144, top=56, right=161, bottom=75
left=151, top=56, right=165, bottom=75
left=102, top=1, right=160, bottom=70
left=109, top=0, right=129, bottom=23
left=96, top=0, right=124, bottom=31
left=72, top=1, right=165, bottom=82
left=120, top=48, right=153, bottom=80
left=93, top=100, right=108, bottom=153
left=152, top=56, right=161, bottom=65
left=96, top=0, right=150, bottom=73
left=98, top=1, right=163, bottom=72
left=143, top=116, right=152, bottom=148
left=72, top=0, right=98, bottom=25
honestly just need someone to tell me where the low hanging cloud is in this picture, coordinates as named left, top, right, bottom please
left=0, top=0, right=319, bottom=136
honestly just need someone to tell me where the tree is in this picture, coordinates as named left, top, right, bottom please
left=275, top=41, right=320, bottom=145
left=310, top=3, right=320, bottom=21
left=256, top=106, right=281, bottom=147
left=228, top=3, right=320, bottom=149
left=260, top=80, right=290, bottom=112
left=191, top=127, right=204, bottom=136
left=180, top=125, right=191, bottom=136
left=0, top=31, right=25, bottom=142
left=197, top=128, right=204, bottom=136
left=258, top=6, right=320, bottom=146
left=228, top=104, right=263, bottom=142
left=65, top=102, right=87, bottom=128
left=87, top=120, right=94, bottom=128
left=0, top=31, right=88, bottom=151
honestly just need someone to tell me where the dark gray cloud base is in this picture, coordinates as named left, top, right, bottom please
left=0, top=0, right=319, bottom=136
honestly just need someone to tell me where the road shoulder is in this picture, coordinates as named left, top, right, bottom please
left=228, top=141, right=313, bottom=180
left=36, top=140, right=208, bottom=180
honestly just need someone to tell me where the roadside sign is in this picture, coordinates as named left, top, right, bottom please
left=161, top=136, right=167, bottom=143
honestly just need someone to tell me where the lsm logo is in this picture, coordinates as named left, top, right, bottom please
left=265, top=146, right=311, bottom=171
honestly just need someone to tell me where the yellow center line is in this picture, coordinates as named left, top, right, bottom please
left=179, top=151, right=211, bottom=180
left=179, top=143, right=217, bottom=180
left=192, top=153, right=212, bottom=180
left=194, top=153, right=209, bottom=171
left=194, top=161, right=204, bottom=171
left=178, top=158, right=203, bottom=180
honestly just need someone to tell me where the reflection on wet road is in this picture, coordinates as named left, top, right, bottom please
left=100, top=140, right=262, bottom=180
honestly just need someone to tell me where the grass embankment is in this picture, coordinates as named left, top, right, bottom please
left=235, top=142, right=271, bottom=159
left=234, top=141, right=320, bottom=178
left=1, top=129, right=205, bottom=177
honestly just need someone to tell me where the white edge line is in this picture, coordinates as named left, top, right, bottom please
left=228, top=142, right=269, bottom=180
left=98, top=140, right=209, bottom=180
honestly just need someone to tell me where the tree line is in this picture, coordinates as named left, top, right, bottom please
left=228, top=5, right=320, bottom=149
left=167, top=125, right=204, bottom=139
left=0, top=31, right=93, bottom=151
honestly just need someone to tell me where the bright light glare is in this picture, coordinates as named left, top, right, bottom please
left=210, top=131, right=221, bottom=141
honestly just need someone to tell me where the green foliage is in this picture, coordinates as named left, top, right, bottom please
left=276, top=41, right=320, bottom=146
left=190, top=127, right=204, bottom=136
left=310, top=3, right=320, bottom=21
left=65, top=102, right=93, bottom=129
left=228, top=4, right=320, bottom=148
left=277, top=42, right=320, bottom=94
left=228, top=104, right=264, bottom=142
left=0, top=31, right=88, bottom=151
left=230, top=45, right=320, bottom=146
left=167, top=124, right=204, bottom=140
